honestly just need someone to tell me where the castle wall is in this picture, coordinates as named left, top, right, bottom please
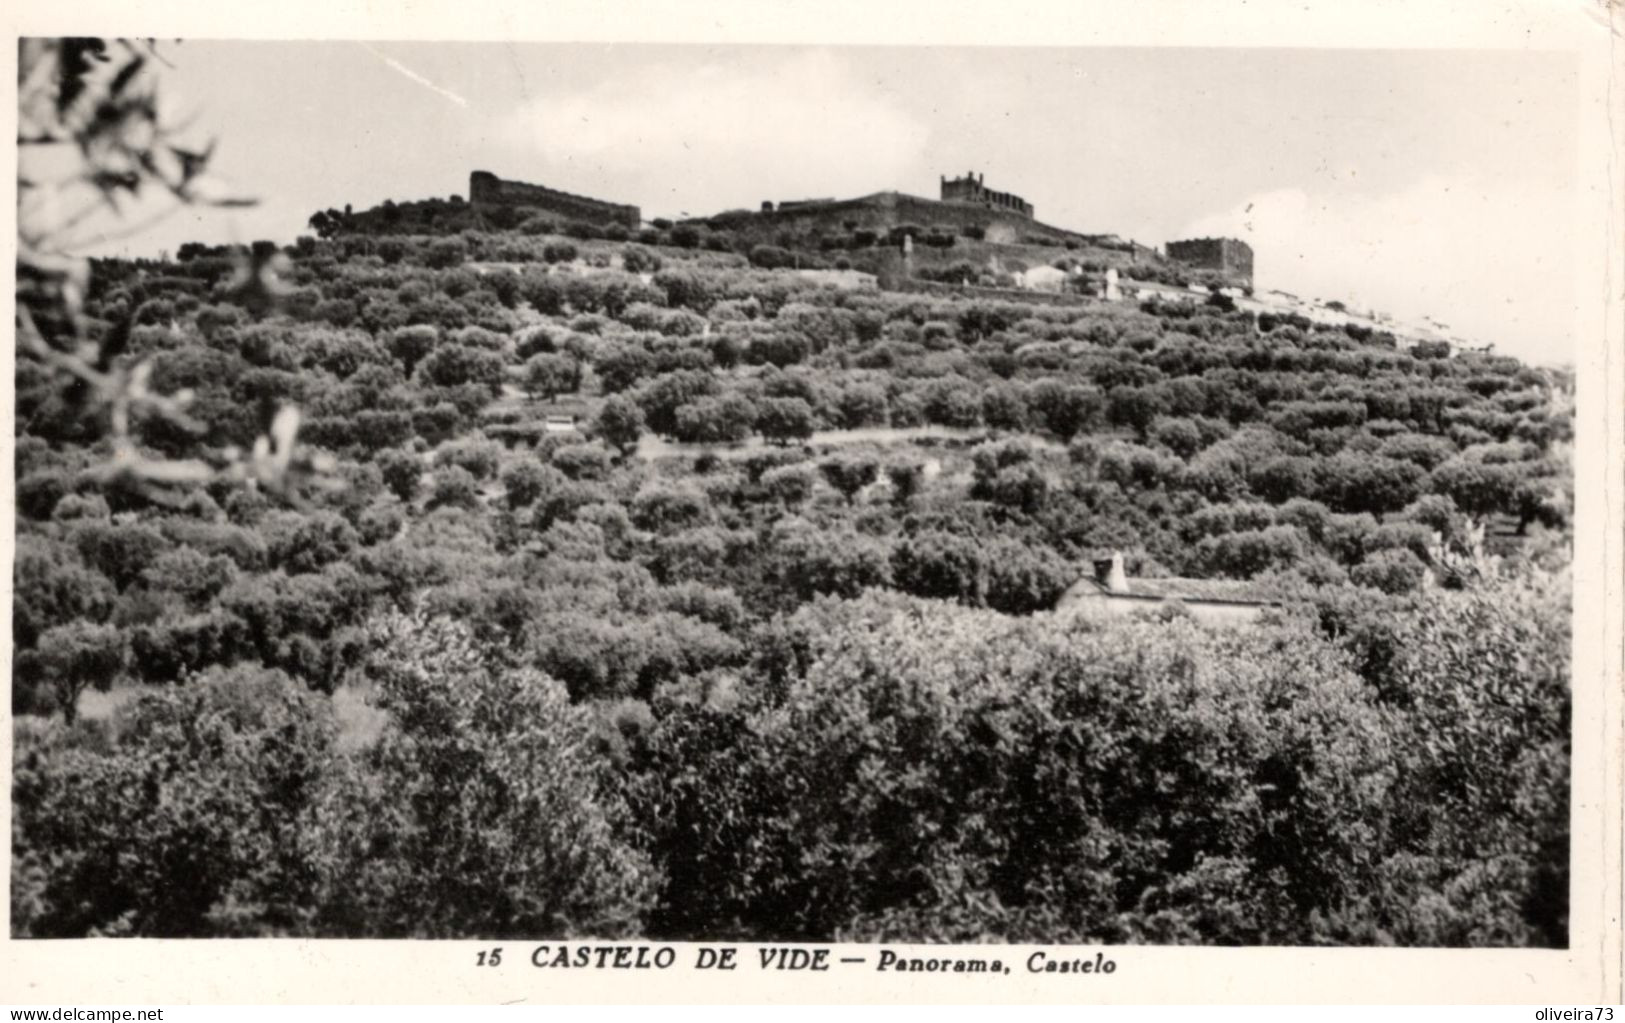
left=706, top=192, right=1082, bottom=250
left=468, top=170, right=641, bottom=228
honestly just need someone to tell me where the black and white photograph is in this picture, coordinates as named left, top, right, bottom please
left=7, top=2, right=1621, bottom=1002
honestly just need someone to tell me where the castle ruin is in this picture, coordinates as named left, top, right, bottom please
left=1165, top=236, right=1254, bottom=283
left=940, top=171, right=1034, bottom=219
left=468, top=170, right=640, bottom=229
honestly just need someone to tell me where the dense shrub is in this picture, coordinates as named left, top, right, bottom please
left=316, top=613, right=657, bottom=937
left=12, top=666, right=337, bottom=935
left=13, top=202, right=1573, bottom=947
left=756, top=397, right=817, bottom=444
left=633, top=594, right=1394, bottom=942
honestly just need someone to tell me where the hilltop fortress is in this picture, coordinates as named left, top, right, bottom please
left=724, top=172, right=1252, bottom=289
left=744, top=170, right=1099, bottom=253
left=331, top=169, right=1253, bottom=287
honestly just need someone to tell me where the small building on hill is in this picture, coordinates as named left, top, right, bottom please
left=1014, top=264, right=1070, bottom=292
left=1165, top=236, right=1254, bottom=284
left=1056, top=552, right=1280, bottom=627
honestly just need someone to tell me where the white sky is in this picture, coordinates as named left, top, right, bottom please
left=71, top=42, right=1578, bottom=365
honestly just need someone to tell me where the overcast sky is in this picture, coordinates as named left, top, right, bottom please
left=85, top=42, right=1577, bottom=365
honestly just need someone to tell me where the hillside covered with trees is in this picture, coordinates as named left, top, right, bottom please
left=13, top=39, right=1572, bottom=946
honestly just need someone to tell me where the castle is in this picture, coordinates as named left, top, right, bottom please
left=444, top=169, right=1252, bottom=289
left=1165, top=236, right=1254, bottom=281
left=939, top=171, right=1034, bottom=219
left=468, top=170, right=640, bottom=229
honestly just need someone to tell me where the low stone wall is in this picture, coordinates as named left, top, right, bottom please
left=1057, top=591, right=1273, bottom=628
left=889, top=277, right=1097, bottom=308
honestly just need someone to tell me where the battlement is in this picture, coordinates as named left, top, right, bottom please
left=940, top=170, right=1034, bottom=219
left=468, top=170, right=640, bottom=229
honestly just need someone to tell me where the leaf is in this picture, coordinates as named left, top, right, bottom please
left=167, top=140, right=213, bottom=182
left=55, top=38, right=110, bottom=115
left=107, top=54, right=146, bottom=99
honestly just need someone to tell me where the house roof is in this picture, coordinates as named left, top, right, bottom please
left=1063, top=576, right=1282, bottom=606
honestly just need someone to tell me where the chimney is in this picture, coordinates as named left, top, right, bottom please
left=1093, top=551, right=1129, bottom=594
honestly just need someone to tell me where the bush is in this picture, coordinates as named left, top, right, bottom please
left=594, top=342, right=655, bottom=394
left=514, top=325, right=559, bottom=359
left=377, top=447, right=423, bottom=502
left=551, top=443, right=614, bottom=482
left=1350, top=547, right=1429, bottom=594
left=264, top=510, right=361, bottom=574
left=12, top=666, right=335, bottom=935
left=1151, top=416, right=1206, bottom=460
left=416, top=344, right=505, bottom=394
left=1195, top=525, right=1308, bottom=578
left=318, top=613, right=657, bottom=937
left=673, top=395, right=757, bottom=444
left=522, top=353, right=582, bottom=399
left=745, top=332, right=808, bottom=369
left=497, top=461, right=562, bottom=513
left=770, top=526, right=893, bottom=601
left=749, top=245, right=796, bottom=269
left=631, top=480, right=713, bottom=533
left=1319, top=572, right=1570, bottom=946
left=819, top=455, right=879, bottom=503
left=73, top=521, right=168, bottom=590
left=427, top=466, right=480, bottom=510
left=633, top=594, right=1393, bottom=942
left=620, top=246, right=661, bottom=274
left=756, top=397, right=817, bottom=445
left=433, top=434, right=505, bottom=480
left=637, top=369, right=719, bottom=438
left=424, top=237, right=469, bottom=269
left=760, top=463, right=818, bottom=507
left=542, top=241, right=578, bottom=264
left=595, top=395, right=645, bottom=455
left=13, top=621, right=127, bottom=722
left=17, top=469, right=72, bottom=521
left=386, top=325, right=439, bottom=375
